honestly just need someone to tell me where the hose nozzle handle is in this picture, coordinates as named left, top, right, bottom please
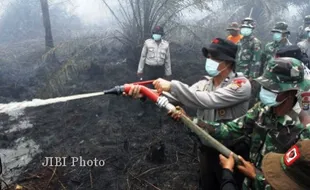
left=103, top=85, right=124, bottom=95
left=123, top=84, right=160, bottom=102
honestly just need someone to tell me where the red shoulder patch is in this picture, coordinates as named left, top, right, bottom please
left=233, top=78, right=247, bottom=87
left=284, top=145, right=301, bottom=167
left=301, top=92, right=310, bottom=110
left=229, top=78, right=246, bottom=90
left=212, top=38, right=220, bottom=44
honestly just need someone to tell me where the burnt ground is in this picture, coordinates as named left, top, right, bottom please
left=0, top=41, right=207, bottom=190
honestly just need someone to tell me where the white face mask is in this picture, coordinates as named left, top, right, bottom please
left=205, top=59, right=220, bottom=76
left=152, top=34, right=162, bottom=41
left=273, top=32, right=282, bottom=42
left=240, top=28, right=252, bottom=36
left=205, top=58, right=228, bottom=77
left=259, top=87, right=287, bottom=107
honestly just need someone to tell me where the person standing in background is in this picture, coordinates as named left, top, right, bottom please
left=137, top=26, right=171, bottom=81
left=261, top=22, right=292, bottom=72
left=226, top=22, right=243, bottom=44
left=296, top=15, right=310, bottom=44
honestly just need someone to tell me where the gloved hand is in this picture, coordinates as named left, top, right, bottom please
left=153, top=78, right=171, bottom=93
left=122, top=84, right=144, bottom=99
left=168, top=106, right=185, bottom=121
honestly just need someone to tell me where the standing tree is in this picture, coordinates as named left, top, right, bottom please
left=101, top=0, right=210, bottom=64
left=40, top=0, right=54, bottom=51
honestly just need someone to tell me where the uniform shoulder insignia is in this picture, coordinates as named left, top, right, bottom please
left=228, top=78, right=247, bottom=90
left=145, top=39, right=153, bottom=45
left=284, top=145, right=301, bottom=166
left=145, top=39, right=154, bottom=43
left=162, top=39, right=169, bottom=44
left=233, top=78, right=247, bottom=84
left=301, top=92, right=310, bottom=110
left=201, top=76, right=211, bottom=81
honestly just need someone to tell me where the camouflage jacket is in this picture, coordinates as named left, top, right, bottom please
left=205, top=102, right=310, bottom=190
left=236, top=35, right=262, bottom=79
left=296, top=25, right=308, bottom=44
left=261, top=40, right=292, bottom=72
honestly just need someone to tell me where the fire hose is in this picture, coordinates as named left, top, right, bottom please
left=104, top=80, right=240, bottom=162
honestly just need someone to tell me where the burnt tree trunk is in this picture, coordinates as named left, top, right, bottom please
left=40, top=0, right=54, bottom=51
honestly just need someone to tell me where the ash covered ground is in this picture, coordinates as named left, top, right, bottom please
left=0, top=39, right=208, bottom=190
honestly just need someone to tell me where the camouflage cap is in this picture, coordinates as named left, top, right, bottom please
left=240, top=17, right=255, bottom=29
left=255, top=57, right=306, bottom=93
left=262, top=140, right=310, bottom=190
left=271, top=22, right=290, bottom=34
left=226, top=22, right=240, bottom=31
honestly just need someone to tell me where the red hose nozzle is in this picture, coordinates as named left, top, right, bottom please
left=123, top=84, right=160, bottom=103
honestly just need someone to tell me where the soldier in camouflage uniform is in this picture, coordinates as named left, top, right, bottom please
left=296, top=15, right=310, bottom=44
left=220, top=140, right=310, bottom=190
left=261, top=22, right=292, bottom=72
left=200, top=57, right=310, bottom=190
left=236, top=17, right=262, bottom=109
left=236, top=17, right=262, bottom=79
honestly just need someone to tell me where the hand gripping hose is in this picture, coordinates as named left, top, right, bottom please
left=104, top=82, right=240, bottom=162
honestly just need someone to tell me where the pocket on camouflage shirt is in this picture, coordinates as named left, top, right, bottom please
left=241, top=49, right=252, bottom=61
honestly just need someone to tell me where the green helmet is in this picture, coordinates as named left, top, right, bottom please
left=255, top=57, right=309, bottom=93
left=304, top=15, right=310, bottom=25
left=241, top=17, right=255, bottom=29
left=271, top=22, right=290, bottom=34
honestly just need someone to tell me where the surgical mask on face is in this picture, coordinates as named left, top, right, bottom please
left=273, top=32, right=282, bottom=42
left=308, top=32, right=310, bottom=38
left=240, top=28, right=252, bottom=36
left=259, top=87, right=286, bottom=107
left=205, top=58, right=220, bottom=77
left=152, top=34, right=162, bottom=41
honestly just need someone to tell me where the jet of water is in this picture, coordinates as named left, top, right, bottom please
left=0, top=92, right=105, bottom=118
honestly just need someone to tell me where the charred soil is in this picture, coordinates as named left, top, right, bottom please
left=0, top=42, right=206, bottom=190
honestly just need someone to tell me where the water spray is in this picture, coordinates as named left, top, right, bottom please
left=0, top=80, right=239, bottom=161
